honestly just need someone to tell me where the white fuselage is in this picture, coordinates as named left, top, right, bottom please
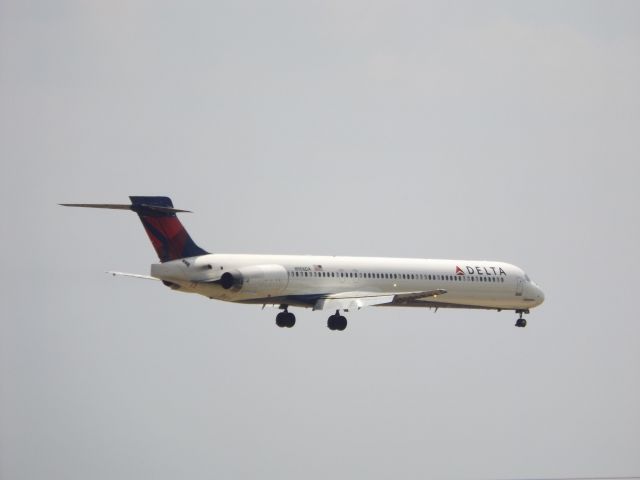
left=151, top=254, right=545, bottom=312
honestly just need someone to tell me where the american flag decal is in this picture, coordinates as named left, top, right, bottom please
left=313, top=265, right=323, bottom=271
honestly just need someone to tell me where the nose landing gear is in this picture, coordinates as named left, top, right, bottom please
left=276, top=306, right=296, bottom=328
left=515, top=309, right=529, bottom=328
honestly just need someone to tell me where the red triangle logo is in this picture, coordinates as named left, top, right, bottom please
left=455, top=266, right=465, bottom=275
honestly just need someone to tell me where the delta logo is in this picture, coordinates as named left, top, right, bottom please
left=455, top=265, right=507, bottom=276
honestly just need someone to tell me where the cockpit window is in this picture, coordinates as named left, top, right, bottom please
left=524, top=274, right=530, bottom=282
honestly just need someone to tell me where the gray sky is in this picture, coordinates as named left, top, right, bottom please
left=1, top=1, right=639, bottom=479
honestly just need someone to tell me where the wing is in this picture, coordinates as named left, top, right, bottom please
left=106, top=271, right=160, bottom=281
left=313, top=289, right=447, bottom=311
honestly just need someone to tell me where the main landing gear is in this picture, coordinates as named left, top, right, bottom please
left=276, top=307, right=296, bottom=328
left=327, top=311, right=347, bottom=331
left=515, top=309, right=529, bottom=328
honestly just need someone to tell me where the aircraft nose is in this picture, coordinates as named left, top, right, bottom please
left=536, top=286, right=545, bottom=306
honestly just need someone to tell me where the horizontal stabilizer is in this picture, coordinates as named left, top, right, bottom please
left=60, top=196, right=208, bottom=262
left=60, top=203, right=192, bottom=214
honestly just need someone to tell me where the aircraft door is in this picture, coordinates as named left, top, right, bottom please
left=515, top=278, right=524, bottom=296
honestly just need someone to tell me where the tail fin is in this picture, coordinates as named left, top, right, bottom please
left=61, top=196, right=209, bottom=262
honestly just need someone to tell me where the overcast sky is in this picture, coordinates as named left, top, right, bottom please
left=1, top=1, right=639, bottom=479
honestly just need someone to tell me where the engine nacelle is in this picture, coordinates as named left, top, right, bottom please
left=219, top=264, right=289, bottom=295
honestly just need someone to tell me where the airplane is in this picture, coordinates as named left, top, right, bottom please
left=61, top=196, right=545, bottom=331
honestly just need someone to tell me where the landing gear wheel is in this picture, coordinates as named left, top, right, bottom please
left=276, top=310, right=296, bottom=328
left=327, top=312, right=348, bottom=331
left=284, top=312, right=296, bottom=328
left=515, top=312, right=528, bottom=328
